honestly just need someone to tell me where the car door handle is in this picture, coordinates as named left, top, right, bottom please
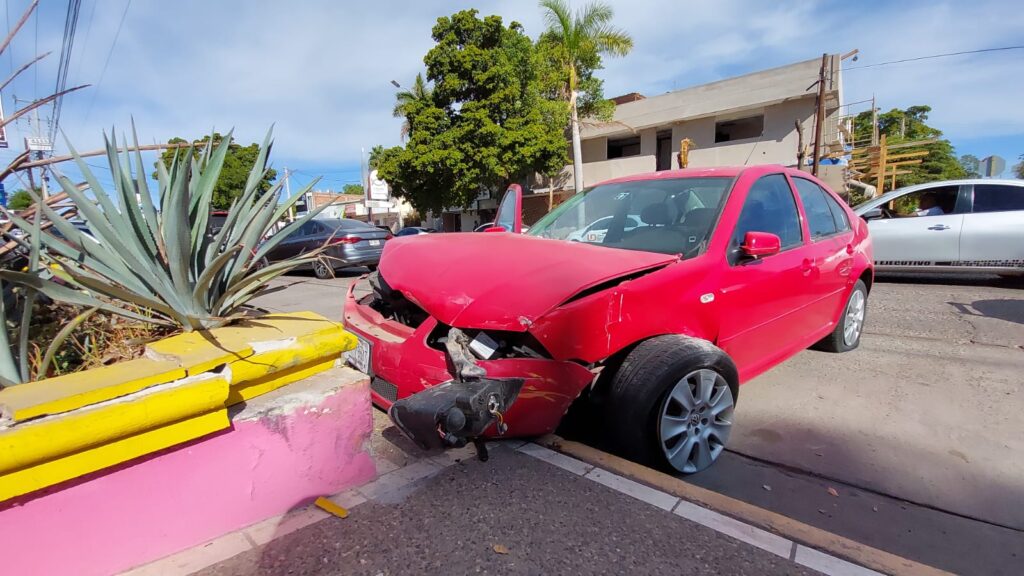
left=801, top=258, right=816, bottom=275
left=927, top=224, right=950, bottom=231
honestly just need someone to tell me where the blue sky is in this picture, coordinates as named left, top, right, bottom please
left=1, top=0, right=1021, bottom=197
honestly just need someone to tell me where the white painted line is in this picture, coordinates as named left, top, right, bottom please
left=121, top=532, right=252, bottom=576
left=358, top=458, right=443, bottom=500
left=245, top=507, right=330, bottom=546
left=795, top=545, right=885, bottom=576
left=673, top=500, right=793, bottom=558
left=326, top=489, right=367, bottom=510
left=584, top=467, right=679, bottom=511
left=517, top=442, right=593, bottom=475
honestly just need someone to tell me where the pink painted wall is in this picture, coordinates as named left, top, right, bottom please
left=0, top=376, right=375, bottom=576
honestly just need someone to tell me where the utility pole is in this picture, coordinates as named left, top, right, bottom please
left=875, top=133, right=887, bottom=195
left=361, top=147, right=372, bottom=225
left=870, top=95, right=879, bottom=147
left=284, top=167, right=295, bottom=222
left=811, top=53, right=828, bottom=176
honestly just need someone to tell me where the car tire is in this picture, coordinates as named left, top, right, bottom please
left=253, top=257, right=269, bottom=271
left=367, top=264, right=378, bottom=272
left=312, top=260, right=335, bottom=280
left=604, top=335, right=738, bottom=474
left=813, top=279, right=868, bottom=353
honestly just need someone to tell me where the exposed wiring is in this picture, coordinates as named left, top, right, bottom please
left=51, top=0, right=83, bottom=143
left=845, top=45, right=1024, bottom=70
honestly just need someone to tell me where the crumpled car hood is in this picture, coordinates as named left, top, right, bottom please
left=377, top=232, right=676, bottom=330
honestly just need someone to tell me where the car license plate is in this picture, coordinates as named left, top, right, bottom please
left=369, top=239, right=381, bottom=246
left=344, top=336, right=372, bottom=375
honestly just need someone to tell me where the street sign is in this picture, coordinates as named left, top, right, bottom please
left=981, top=156, right=1005, bottom=178
left=25, top=136, right=52, bottom=152
left=368, top=170, right=389, bottom=201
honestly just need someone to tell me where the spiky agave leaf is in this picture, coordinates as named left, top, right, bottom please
left=4, top=125, right=335, bottom=332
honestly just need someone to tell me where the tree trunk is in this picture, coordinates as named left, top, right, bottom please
left=570, top=90, right=584, bottom=194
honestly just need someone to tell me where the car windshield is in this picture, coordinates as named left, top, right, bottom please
left=527, top=177, right=733, bottom=256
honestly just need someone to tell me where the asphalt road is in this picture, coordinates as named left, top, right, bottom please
left=252, top=270, right=1024, bottom=574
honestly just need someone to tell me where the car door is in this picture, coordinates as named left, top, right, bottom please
left=790, top=176, right=856, bottom=335
left=959, top=183, right=1024, bottom=269
left=865, top=184, right=964, bottom=266
left=717, top=173, right=817, bottom=379
left=270, top=221, right=315, bottom=261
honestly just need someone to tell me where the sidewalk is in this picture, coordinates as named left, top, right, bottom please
left=193, top=445, right=820, bottom=576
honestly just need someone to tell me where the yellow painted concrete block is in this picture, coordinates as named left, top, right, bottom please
left=0, top=373, right=230, bottom=474
left=0, top=360, right=186, bottom=424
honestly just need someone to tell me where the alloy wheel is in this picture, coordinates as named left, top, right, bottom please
left=843, top=289, right=866, bottom=347
left=658, top=369, right=734, bottom=473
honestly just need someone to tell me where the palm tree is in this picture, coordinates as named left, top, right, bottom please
left=392, top=73, right=433, bottom=141
left=540, top=0, right=632, bottom=193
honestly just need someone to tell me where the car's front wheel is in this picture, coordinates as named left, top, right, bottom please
left=604, top=335, right=738, bottom=474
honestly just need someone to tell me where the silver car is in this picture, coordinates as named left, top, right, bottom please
left=853, top=179, right=1024, bottom=276
left=262, top=218, right=390, bottom=279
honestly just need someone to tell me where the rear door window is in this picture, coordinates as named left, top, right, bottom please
left=973, top=184, right=1024, bottom=213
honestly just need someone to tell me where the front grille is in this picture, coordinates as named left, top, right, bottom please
left=371, top=377, right=399, bottom=402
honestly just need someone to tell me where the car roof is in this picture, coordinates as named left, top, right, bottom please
left=595, top=165, right=801, bottom=187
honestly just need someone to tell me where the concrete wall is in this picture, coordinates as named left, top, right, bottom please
left=559, top=155, right=657, bottom=188
left=0, top=366, right=375, bottom=576
left=673, top=98, right=816, bottom=168
left=580, top=137, right=607, bottom=163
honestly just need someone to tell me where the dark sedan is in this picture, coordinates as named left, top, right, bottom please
left=262, top=218, right=390, bottom=278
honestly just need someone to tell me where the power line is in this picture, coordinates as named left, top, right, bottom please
left=73, top=0, right=97, bottom=88
left=51, top=0, right=84, bottom=143
left=84, top=0, right=130, bottom=122
left=845, top=45, right=1024, bottom=70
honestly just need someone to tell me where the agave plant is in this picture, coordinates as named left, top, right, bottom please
left=0, top=125, right=329, bottom=331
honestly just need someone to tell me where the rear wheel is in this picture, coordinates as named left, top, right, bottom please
left=814, top=279, right=867, bottom=352
left=604, top=335, right=738, bottom=474
left=312, top=259, right=334, bottom=279
left=367, top=264, right=378, bottom=272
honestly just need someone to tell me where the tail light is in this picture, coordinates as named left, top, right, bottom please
left=331, top=235, right=362, bottom=245
left=385, top=232, right=393, bottom=240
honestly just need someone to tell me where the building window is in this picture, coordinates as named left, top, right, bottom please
left=714, top=115, right=764, bottom=143
left=607, top=136, right=641, bottom=159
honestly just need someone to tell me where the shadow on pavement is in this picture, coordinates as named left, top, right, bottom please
left=947, top=298, right=1024, bottom=325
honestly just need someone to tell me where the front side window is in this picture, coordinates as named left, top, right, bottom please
left=528, top=177, right=733, bottom=257
left=495, top=190, right=517, bottom=231
left=973, top=184, right=1024, bottom=213
left=792, top=178, right=838, bottom=239
left=730, top=174, right=803, bottom=253
left=891, top=186, right=959, bottom=217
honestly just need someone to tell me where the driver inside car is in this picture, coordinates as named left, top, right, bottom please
left=914, top=192, right=945, bottom=216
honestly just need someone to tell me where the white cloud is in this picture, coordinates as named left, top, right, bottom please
left=2, top=0, right=1021, bottom=186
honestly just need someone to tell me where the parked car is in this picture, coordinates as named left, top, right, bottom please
left=395, top=226, right=436, bottom=237
left=474, top=222, right=494, bottom=232
left=853, top=179, right=1024, bottom=276
left=343, top=166, right=873, bottom=474
left=261, top=218, right=390, bottom=279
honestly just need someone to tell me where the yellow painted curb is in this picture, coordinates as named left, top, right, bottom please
left=538, top=435, right=954, bottom=576
left=0, top=311, right=358, bottom=502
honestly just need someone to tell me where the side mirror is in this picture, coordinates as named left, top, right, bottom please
left=740, top=231, right=781, bottom=258
left=861, top=207, right=883, bottom=221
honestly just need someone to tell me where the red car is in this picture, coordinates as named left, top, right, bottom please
left=343, top=166, right=872, bottom=473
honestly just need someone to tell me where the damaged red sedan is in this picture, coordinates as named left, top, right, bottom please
left=343, top=166, right=873, bottom=473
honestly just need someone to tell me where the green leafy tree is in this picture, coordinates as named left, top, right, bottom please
left=342, top=183, right=364, bottom=195
left=153, top=134, right=277, bottom=209
left=853, top=105, right=965, bottom=188
left=376, top=10, right=569, bottom=214
left=1014, top=154, right=1024, bottom=179
left=7, top=189, right=37, bottom=210
left=392, top=74, right=433, bottom=141
left=539, top=0, right=632, bottom=193
left=959, top=154, right=980, bottom=178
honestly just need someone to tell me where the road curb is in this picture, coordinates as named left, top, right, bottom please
left=537, top=435, right=953, bottom=576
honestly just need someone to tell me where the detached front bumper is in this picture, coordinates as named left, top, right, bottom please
left=343, top=277, right=594, bottom=446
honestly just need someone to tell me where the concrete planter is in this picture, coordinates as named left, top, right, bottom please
left=0, top=312, right=375, bottom=576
